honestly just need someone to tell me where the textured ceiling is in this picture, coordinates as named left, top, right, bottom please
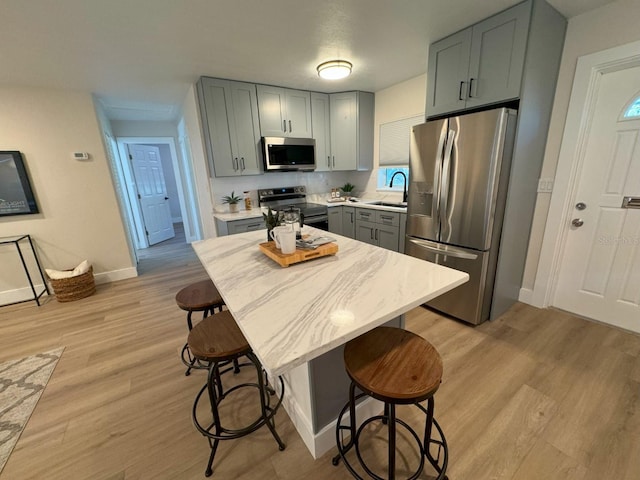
left=0, top=0, right=617, bottom=120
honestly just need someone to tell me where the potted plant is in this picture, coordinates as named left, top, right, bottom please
left=341, top=182, right=356, bottom=199
left=222, top=191, right=242, bottom=213
left=262, top=207, right=282, bottom=242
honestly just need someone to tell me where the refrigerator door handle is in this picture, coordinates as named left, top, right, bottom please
left=433, top=125, right=448, bottom=230
left=440, top=130, right=455, bottom=232
left=407, top=237, right=478, bottom=260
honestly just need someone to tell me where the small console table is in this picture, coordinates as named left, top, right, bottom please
left=0, top=234, right=49, bottom=307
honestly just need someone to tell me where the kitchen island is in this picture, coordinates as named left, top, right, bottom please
left=192, top=228, right=467, bottom=457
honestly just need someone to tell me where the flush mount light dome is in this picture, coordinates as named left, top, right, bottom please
left=317, top=60, right=352, bottom=80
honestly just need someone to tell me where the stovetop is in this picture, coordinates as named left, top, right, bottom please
left=258, top=186, right=327, bottom=217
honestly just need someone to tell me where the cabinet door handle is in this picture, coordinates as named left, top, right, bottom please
left=289, top=120, right=292, bottom=132
left=327, top=156, right=331, bottom=168
left=370, top=228, right=374, bottom=240
left=468, top=78, right=475, bottom=98
left=374, top=229, right=378, bottom=241
left=233, top=157, right=238, bottom=171
left=240, top=157, right=245, bottom=170
left=283, top=120, right=287, bottom=132
left=332, top=156, right=335, bottom=167
left=458, top=81, right=467, bottom=101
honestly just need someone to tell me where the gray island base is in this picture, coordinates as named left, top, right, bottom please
left=192, top=227, right=467, bottom=458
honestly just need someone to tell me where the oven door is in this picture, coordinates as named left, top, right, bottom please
left=304, top=214, right=329, bottom=231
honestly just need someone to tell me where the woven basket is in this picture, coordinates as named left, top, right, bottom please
left=48, top=266, right=96, bottom=302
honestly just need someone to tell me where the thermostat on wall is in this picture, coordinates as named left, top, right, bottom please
left=73, top=152, right=90, bottom=160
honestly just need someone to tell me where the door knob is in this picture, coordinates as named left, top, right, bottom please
left=572, top=218, right=584, bottom=227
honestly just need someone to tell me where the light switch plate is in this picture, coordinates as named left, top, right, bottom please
left=537, top=178, right=554, bottom=193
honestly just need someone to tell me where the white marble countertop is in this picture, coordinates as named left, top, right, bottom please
left=192, top=227, right=468, bottom=377
left=213, top=208, right=265, bottom=222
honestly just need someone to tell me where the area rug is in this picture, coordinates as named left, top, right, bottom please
left=0, top=347, right=64, bottom=474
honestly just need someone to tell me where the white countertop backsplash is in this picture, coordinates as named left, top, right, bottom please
left=213, top=191, right=407, bottom=221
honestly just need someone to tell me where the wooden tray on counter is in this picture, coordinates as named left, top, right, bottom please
left=259, top=241, right=338, bottom=267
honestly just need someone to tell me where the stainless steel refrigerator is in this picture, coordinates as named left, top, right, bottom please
left=405, top=107, right=517, bottom=325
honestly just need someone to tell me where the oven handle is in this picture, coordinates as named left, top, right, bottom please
left=303, top=214, right=328, bottom=224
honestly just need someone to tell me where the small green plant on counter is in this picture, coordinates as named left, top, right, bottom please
left=341, top=182, right=356, bottom=194
left=221, top=191, right=242, bottom=204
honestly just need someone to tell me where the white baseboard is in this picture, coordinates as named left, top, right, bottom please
left=281, top=390, right=382, bottom=460
left=0, top=267, right=138, bottom=305
left=518, top=287, right=534, bottom=305
left=0, top=284, right=50, bottom=305
left=93, top=267, right=138, bottom=284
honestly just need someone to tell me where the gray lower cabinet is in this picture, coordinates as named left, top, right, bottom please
left=328, top=207, right=343, bottom=236
left=197, top=77, right=262, bottom=177
left=215, top=217, right=265, bottom=236
left=426, top=0, right=531, bottom=117
left=342, top=207, right=355, bottom=239
left=355, top=209, right=401, bottom=251
left=399, top=213, right=407, bottom=254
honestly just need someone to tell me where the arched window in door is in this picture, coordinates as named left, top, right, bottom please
left=621, top=93, right=640, bottom=119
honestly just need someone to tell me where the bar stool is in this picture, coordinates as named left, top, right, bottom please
left=332, top=326, right=448, bottom=480
left=175, top=279, right=225, bottom=375
left=188, top=310, right=286, bottom=477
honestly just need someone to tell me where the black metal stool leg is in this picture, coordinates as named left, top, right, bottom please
left=388, top=403, right=396, bottom=480
left=248, top=352, right=285, bottom=451
left=205, top=361, right=222, bottom=477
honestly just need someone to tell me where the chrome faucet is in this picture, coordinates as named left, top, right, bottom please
left=389, top=171, right=408, bottom=203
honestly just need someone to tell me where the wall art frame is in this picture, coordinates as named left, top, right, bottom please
left=0, top=151, right=39, bottom=217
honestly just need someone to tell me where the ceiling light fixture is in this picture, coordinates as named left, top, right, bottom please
left=317, top=60, right=352, bottom=80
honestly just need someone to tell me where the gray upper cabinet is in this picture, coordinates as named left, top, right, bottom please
left=426, top=29, right=471, bottom=117
left=426, top=0, right=531, bottom=117
left=197, top=77, right=262, bottom=177
left=329, top=91, right=374, bottom=171
left=257, top=85, right=312, bottom=138
left=311, top=92, right=332, bottom=172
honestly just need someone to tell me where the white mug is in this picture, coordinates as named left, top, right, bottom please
left=269, top=225, right=289, bottom=249
left=277, top=228, right=297, bottom=254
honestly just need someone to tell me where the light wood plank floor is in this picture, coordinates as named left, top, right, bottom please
left=1, top=241, right=639, bottom=479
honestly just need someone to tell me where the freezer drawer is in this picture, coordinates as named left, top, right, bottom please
left=405, top=236, right=493, bottom=325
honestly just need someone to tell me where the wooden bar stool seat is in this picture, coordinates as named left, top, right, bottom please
left=189, top=310, right=285, bottom=477
left=333, top=326, right=449, bottom=480
left=175, top=279, right=225, bottom=375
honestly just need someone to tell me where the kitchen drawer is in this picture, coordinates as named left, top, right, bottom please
left=375, top=211, right=400, bottom=227
left=227, top=218, right=266, bottom=235
left=355, top=208, right=376, bottom=222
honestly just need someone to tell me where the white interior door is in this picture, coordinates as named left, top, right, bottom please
left=554, top=65, right=640, bottom=333
left=128, top=144, right=175, bottom=246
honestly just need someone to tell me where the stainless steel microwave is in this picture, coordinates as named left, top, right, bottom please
left=262, top=137, right=316, bottom=172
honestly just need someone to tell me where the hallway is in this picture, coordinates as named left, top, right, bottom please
left=135, top=223, right=196, bottom=275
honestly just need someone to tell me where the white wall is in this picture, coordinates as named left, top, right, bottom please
left=0, top=86, right=134, bottom=303
left=350, top=74, right=427, bottom=197
left=523, top=0, right=640, bottom=292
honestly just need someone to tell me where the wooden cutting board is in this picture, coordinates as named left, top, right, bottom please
left=259, top=241, right=338, bottom=267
